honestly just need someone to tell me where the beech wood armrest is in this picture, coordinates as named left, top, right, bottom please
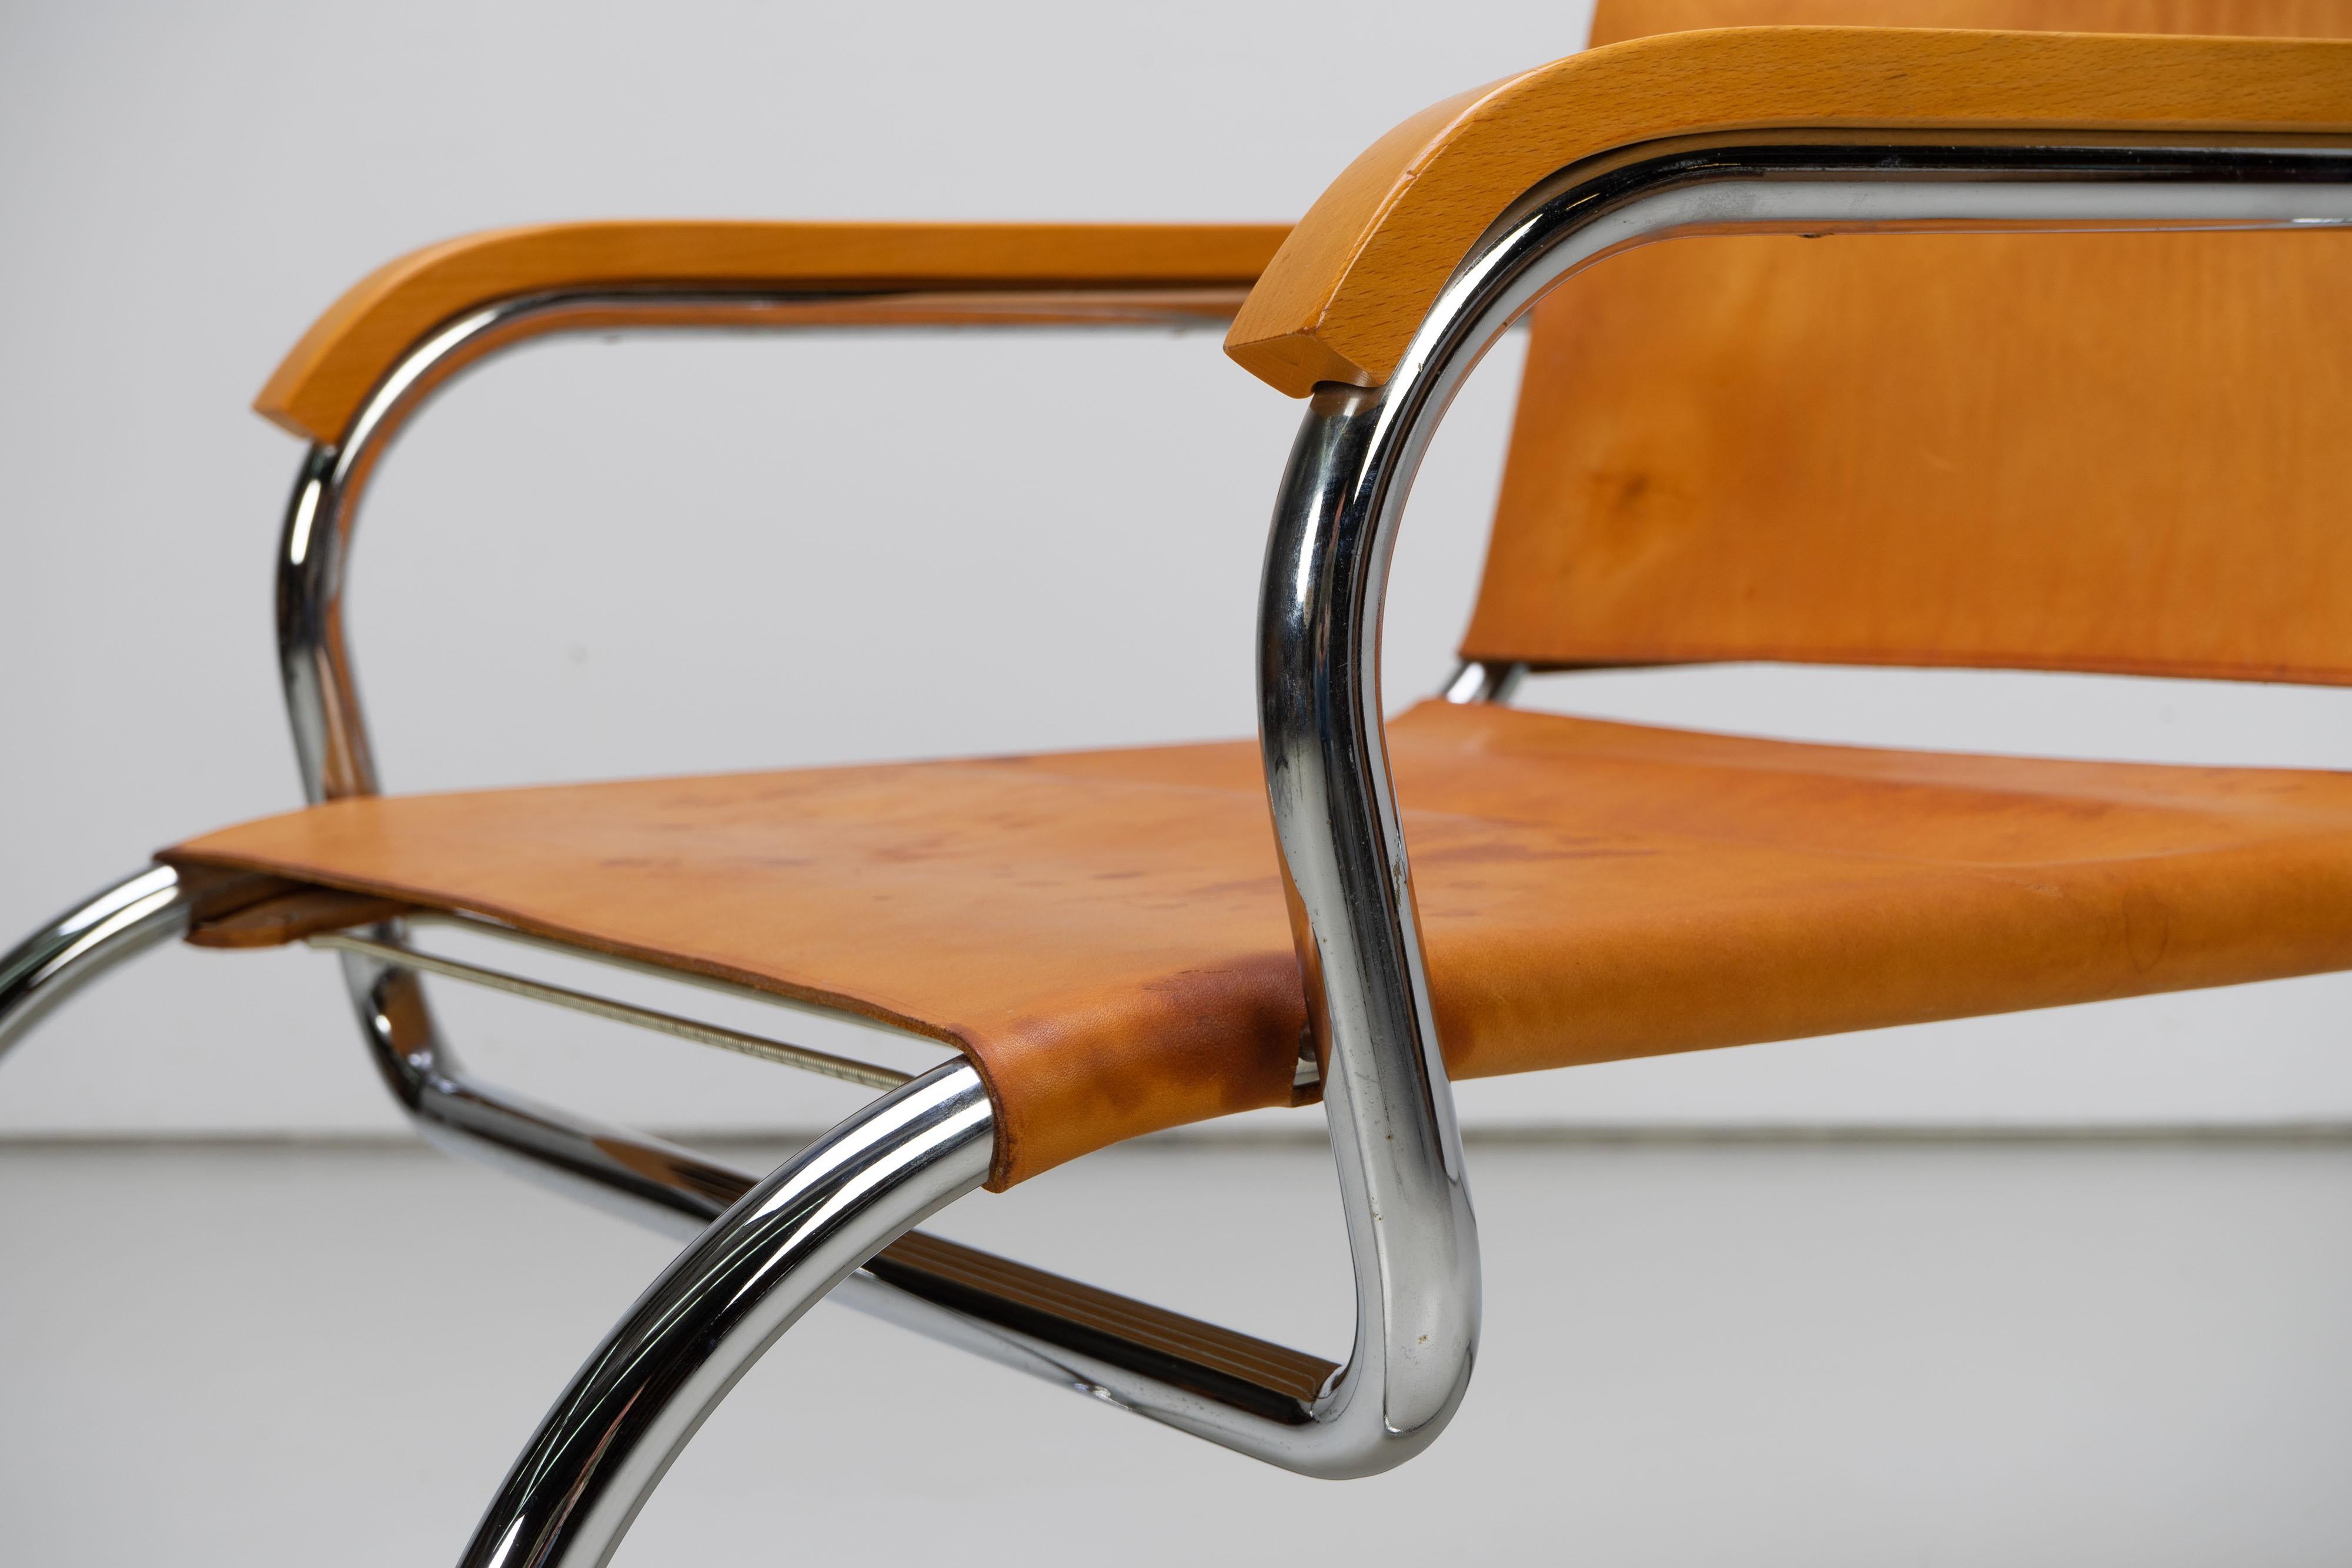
left=1224, top=25, right=2352, bottom=395
left=258, top=220, right=1294, bottom=444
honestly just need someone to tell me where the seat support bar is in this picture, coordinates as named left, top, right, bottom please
left=307, top=927, right=910, bottom=1090
left=0, top=878, right=1347, bottom=1560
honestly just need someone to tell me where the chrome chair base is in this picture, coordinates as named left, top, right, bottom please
left=459, top=1061, right=994, bottom=1568
left=0, top=864, right=1352, bottom=1566
left=12, top=122, right=2352, bottom=1568
left=0, top=864, right=191, bottom=1064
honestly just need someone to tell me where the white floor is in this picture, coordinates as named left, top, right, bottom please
left=4, top=1134, right=2350, bottom=1566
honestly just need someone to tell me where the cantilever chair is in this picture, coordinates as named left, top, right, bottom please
left=10, top=1, right=2352, bottom=1559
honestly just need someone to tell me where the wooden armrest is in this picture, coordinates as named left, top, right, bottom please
left=1223, top=26, right=2352, bottom=396
left=258, top=221, right=1294, bottom=444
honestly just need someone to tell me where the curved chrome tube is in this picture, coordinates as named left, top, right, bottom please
left=0, top=132, right=2338, bottom=1549
left=1440, top=660, right=1525, bottom=705
left=230, top=132, right=2352, bottom=1540
left=1256, top=391, right=1485, bottom=1477
left=9, top=132, right=2347, bottom=1565
left=266, top=280, right=1274, bottom=1266
left=0, top=865, right=189, bottom=1061
left=277, top=286, right=1248, bottom=804
left=337, top=937, right=758, bottom=1232
left=1252, top=129, right=2352, bottom=1476
left=262, top=283, right=1380, bottom=1486
left=457, top=1061, right=993, bottom=1568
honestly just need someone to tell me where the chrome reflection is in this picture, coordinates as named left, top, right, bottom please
left=0, top=865, right=189, bottom=1059
left=457, top=1062, right=994, bottom=1568
left=1251, top=128, right=2352, bottom=1479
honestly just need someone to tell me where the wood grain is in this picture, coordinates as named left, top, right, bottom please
left=1593, top=0, right=2352, bottom=47
left=1462, top=0, right=2352, bottom=683
left=1466, top=225, right=2352, bottom=682
left=259, top=222, right=1292, bottom=445
left=1222, top=26, right=2352, bottom=395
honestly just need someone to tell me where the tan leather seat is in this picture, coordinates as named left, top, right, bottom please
left=166, top=698, right=2352, bottom=1185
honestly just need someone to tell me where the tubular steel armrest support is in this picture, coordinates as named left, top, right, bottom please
left=1250, top=126, right=2352, bottom=1479
left=249, top=239, right=1422, bottom=1567
left=5, top=127, right=2350, bottom=1568
left=265, top=227, right=1290, bottom=814
left=83, top=129, right=2314, bottom=1565
left=260, top=236, right=1299, bottom=1327
left=0, top=867, right=190, bottom=1064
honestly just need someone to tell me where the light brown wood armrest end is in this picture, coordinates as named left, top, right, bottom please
left=1224, top=26, right=2352, bottom=396
left=259, top=221, right=1294, bottom=445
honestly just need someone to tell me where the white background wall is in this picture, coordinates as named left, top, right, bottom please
left=5, top=0, right=2351, bottom=1138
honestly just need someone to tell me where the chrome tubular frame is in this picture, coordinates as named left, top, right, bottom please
left=259, top=279, right=1384, bottom=1564
left=1440, top=660, right=1526, bottom=706
left=268, top=286, right=1242, bottom=1233
left=1252, top=126, right=2352, bottom=1477
left=0, top=865, right=191, bottom=1062
left=459, top=1061, right=994, bottom=1568
left=273, top=285, right=1251, bottom=803
left=6, top=124, right=2350, bottom=1567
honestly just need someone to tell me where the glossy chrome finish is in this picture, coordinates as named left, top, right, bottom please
left=276, top=285, right=1249, bottom=805
left=345, top=1018, right=1348, bottom=1441
left=308, top=928, right=908, bottom=1091
left=1255, top=129, right=2352, bottom=1480
left=457, top=1061, right=993, bottom=1568
left=1440, top=660, right=1525, bottom=705
left=258, top=273, right=1387, bottom=1493
left=224, top=135, right=2352, bottom=1542
left=0, top=865, right=189, bottom=1061
left=336, top=927, right=775, bottom=1232
left=262, top=275, right=1304, bottom=1389
left=11, top=134, right=2344, bottom=1556
left=1259, top=387, right=1485, bottom=1479
left=0, top=880, right=1351, bottom=1476
left=330, top=939, right=1361, bottom=1454
left=11, top=125, right=2338, bottom=1568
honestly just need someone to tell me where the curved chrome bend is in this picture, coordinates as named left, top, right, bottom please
left=276, top=287, right=1248, bottom=805
left=1440, top=660, right=1525, bottom=705
left=456, top=1061, right=993, bottom=1568
left=269, top=284, right=1265, bottom=1225
left=252, top=136, right=2352, bottom=1522
left=1254, top=128, right=2352, bottom=1477
left=0, top=865, right=190, bottom=1062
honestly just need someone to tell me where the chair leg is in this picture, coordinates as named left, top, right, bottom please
left=456, top=1059, right=993, bottom=1568
left=0, top=864, right=190, bottom=1060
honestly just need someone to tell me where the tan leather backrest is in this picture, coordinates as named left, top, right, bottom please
left=1462, top=0, right=2352, bottom=684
